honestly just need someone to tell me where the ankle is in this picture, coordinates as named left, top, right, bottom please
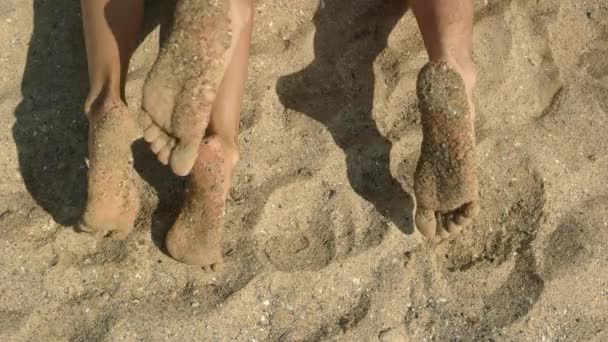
left=85, top=91, right=124, bottom=118
left=437, top=57, right=476, bottom=94
left=203, top=135, right=240, bottom=171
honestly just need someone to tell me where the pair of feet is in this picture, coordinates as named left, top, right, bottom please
left=79, top=0, right=235, bottom=268
left=79, top=100, right=235, bottom=269
left=80, top=61, right=478, bottom=271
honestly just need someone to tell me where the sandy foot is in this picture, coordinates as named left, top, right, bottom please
left=165, top=137, right=237, bottom=268
left=142, top=0, right=231, bottom=176
left=79, top=103, right=140, bottom=240
left=414, top=62, right=479, bottom=240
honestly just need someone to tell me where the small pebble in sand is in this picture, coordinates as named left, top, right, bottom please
left=352, top=278, right=361, bottom=285
left=263, top=300, right=270, bottom=306
left=191, top=302, right=200, bottom=308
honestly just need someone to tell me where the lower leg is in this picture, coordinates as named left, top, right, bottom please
left=411, top=0, right=479, bottom=239
left=411, top=0, right=476, bottom=92
left=165, top=0, right=253, bottom=267
left=79, top=0, right=143, bottom=238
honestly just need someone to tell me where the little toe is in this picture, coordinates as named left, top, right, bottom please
left=169, top=140, right=200, bottom=176
left=446, top=219, right=463, bottom=235
left=462, top=201, right=480, bottom=219
left=158, top=139, right=176, bottom=165
left=436, top=215, right=450, bottom=240
left=151, top=136, right=169, bottom=154
left=415, top=208, right=437, bottom=238
left=453, top=210, right=472, bottom=227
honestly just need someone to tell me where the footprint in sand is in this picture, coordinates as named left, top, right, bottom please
left=254, top=179, right=337, bottom=272
left=437, top=137, right=545, bottom=272
left=543, top=196, right=608, bottom=280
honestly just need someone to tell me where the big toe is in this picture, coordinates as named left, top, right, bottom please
left=170, top=140, right=200, bottom=176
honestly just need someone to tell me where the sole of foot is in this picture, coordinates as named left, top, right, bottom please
left=79, top=103, right=140, bottom=240
left=165, top=136, right=238, bottom=268
left=414, top=61, right=479, bottom=240
left=142, top=0, right=231, bottom=176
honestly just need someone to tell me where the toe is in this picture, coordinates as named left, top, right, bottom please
left=462, top=201, right=480, bottom=219
left=415, top=208, right=437, bottom=238
left=445, top=201, right=479, bottom=237
left=170, top=140, right=200, bottom=176
left=453, top=211, right=471, bottom=226
left=436, top=215, right=450, bottom=239
left=140, top=113, right=153, bottom=128
left=144, top=125, right=163, bottom=143
left=151, top=136, right=169, bottom=154
left=78, top=221, right=103, bottom=237
left=158, top=139, right=176, bottom=165
left=446, top=217, right=463, bottom=234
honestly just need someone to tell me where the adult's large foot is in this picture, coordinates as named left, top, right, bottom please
left=414, top=62, right=479, bottom=240
left=165, top=136, right=238, bottom=268
left=79, top=102, right=140, bottom=240
left=142, top=0, right=231, bottom=176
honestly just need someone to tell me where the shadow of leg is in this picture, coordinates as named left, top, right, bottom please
left=276, top=0, right=415, bottom=234
left=13, top=0, right=90, bottom=226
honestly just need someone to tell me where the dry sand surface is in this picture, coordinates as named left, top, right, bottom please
left=1, top=0, right=607, bottom=341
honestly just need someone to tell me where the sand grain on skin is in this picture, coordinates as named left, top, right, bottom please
left=1, top=0, right=608, bottom=341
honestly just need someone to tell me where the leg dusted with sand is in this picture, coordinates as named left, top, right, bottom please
left=411, top=0, right=479, bottom=240
left=79, top=0, right=144, bottom=239
left=163, top=0, right=253, bottom=268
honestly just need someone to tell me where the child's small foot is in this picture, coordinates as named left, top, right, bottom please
left=165, top=136, right=238, bottom=268
left=142, top=0, right=231, bottom=176
left=414, top=62, right=479, bottom=240
left=79, top=102, right=140, bottom=240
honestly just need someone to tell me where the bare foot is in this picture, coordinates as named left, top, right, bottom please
left=79, top=103, right=140, bottom=240
left=141, top=0, right=231, bottom=176
left=414, top=62, right=479, bottom=240
left=165, top=136, right=237, bottom=268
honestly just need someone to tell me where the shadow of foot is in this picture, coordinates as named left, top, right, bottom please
left=276, top=0, right=414, bottom=234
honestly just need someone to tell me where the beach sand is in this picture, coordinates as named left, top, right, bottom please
left=1, top=0, right=607, bottom=340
